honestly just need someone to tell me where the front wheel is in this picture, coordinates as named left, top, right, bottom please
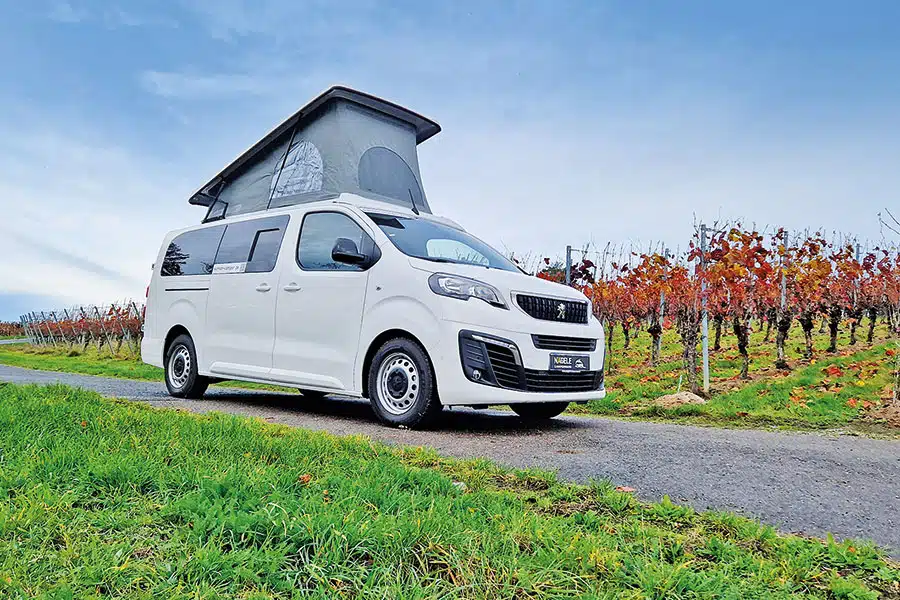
left=511, top=402, right=569, bottom=420
left=165, top=334, right=209, bottom=399
left=367, top=338, right=441, bottom=428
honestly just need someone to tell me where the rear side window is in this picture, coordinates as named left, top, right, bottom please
left=297, top=212, right=374, bottom=271
left=161, top=226, right=226, bottom=277
left=214, top=215, right=289, bottom=273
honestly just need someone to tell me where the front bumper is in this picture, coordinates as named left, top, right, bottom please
left=432, top=320, right=606, bottom=406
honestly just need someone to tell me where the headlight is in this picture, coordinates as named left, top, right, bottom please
left=428, top=273, right=507, bottom=308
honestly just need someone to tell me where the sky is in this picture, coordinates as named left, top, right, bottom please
left=0, top=0, right=898, bottom=319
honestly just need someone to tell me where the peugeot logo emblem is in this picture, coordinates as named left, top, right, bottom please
left=557, top=303, right=566, bottom=319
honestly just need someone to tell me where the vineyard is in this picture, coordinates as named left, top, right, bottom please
left=15, top=303, right=144, bottom=355
left=0, top=321, right=24, bottom=338
left=532, top=225, right=900, bottom=412
left=5, top=224, right=900, bottom=429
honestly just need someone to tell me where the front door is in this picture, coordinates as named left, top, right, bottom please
left=204, top=214, right=290, bottom=379
left=271, top=210, right=374, bottom=391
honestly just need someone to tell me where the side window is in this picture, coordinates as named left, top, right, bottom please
left=161, top=226, right=226, bottom=277
left=298, top=212, right=373, bottom=271
left=213, top=215, right=289, bottom=274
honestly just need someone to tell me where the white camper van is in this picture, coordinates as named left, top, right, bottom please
left=142, top=87, right=605, bottom=427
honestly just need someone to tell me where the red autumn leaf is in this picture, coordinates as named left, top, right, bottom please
left=846, top=398, right=859, bottom=408
left=823, top=365, right=843, bottom=377
left=298, top=473, right=312, bottom=485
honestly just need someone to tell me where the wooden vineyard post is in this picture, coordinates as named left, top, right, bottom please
left=30, top=313, right=44, bottom=346
left=80, top=307, right=93, bottom=351
left=39, top=312, right=54, bottom=346
left=700, top=224, right=710, bottom=394
left=61, top=309, right=77, bottom=350
left=50, top=312, right=68, bottom=349
left=94, top=306, right=116, bottom=356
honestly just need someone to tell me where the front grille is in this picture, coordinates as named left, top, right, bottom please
left=459, top=330, right=603, bottom=393
left=483, top=344, right=521, bottom=389
left=523, top=369, right=603, bottom=393
left=532, top=334, right=597, bottom=352
left=516, top=295, right=589, bottom=324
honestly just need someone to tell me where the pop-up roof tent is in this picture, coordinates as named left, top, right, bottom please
left=189, top=86, right=441, bottom=222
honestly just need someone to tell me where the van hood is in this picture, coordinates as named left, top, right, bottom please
left=407, top=257, right=588, bottom=303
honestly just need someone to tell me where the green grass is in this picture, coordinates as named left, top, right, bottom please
left=1, top=322, right=897, bottom=433
left=569, top=322, right=898, bottom=432
left=0, top=383, right=896, bottom=599
left=0, top=345, right=299, bottom=394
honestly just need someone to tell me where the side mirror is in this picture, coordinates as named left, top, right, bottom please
left=332, top=237, right=367, bottom=265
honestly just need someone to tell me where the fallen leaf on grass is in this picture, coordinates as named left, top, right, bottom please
left=298, top=473, right=313, bottom=485
left=846, top=398, right=858, bottom=408
left=823, top=365, right=843, bottom=377
left=615, top=486, right=636, bottom=493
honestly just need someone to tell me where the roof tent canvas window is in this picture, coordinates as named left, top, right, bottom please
left=271, top=140, right=324, bottom=200
left=358, top=146, right=424, bottom=211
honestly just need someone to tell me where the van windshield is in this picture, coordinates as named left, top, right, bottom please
left=366, top=213, right=519, bottom=272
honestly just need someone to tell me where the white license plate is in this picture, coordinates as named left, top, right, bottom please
left=549, top=354, right=590, bottom=372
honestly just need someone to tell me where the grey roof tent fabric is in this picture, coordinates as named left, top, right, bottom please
left=189, top=87, right=441, bottom=221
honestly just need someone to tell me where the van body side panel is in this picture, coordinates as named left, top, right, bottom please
left=160, top=277, right=213, bottom=371
left=270, top=208, right=374, bottom=392
left=273, top=266, right=369, bottom=391
left=205, top=270, right=277, bottom=378
left=356, top=273, right=443, bottom=394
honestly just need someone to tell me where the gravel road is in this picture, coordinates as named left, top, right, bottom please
left=2, top=363, right=898, bottom=556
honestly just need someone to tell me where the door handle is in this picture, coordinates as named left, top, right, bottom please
left=256, top=283, right=271, bottom=293
left=283, top=283, right=301, bottom=292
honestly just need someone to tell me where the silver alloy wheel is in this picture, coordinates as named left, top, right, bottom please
left=376, top=352, right=419, bottom=415
left=167, top=345, right=191, bottom=390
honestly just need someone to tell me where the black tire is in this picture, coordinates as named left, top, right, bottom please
left=511, top=402, right=569, bottom=420
left=300, top=390, right=329, bottom=400
left=367, top=337, right=441, bottom=428
left=164, top=334, right=209, bottom=399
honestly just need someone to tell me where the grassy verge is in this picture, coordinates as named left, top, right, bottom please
left=0, top=383, right=896, bottom=599
left=0, top=345, right=298, bottom=394
left=2, top=334, right=897, bottom=434
left=576, top=324, right=898, bottom=433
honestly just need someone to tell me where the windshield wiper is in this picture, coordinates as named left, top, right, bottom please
left=418, top=256, right=493, bottom=269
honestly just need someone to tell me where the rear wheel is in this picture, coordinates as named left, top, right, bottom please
left=367, top=338, right=441, bottom=428
left=165, top=334, right=209, bottom=399
left=511, top=402, right=569, bottom=420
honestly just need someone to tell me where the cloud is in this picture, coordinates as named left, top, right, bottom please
left=48, top=1, right=87, bottom=23
left=46, top=2, right=179, bottom=28
left=139, top=71, right=277, bottom=99
left=0, top=228, right=139, bottom=286
left=0, top=126, right=196, bottom=309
